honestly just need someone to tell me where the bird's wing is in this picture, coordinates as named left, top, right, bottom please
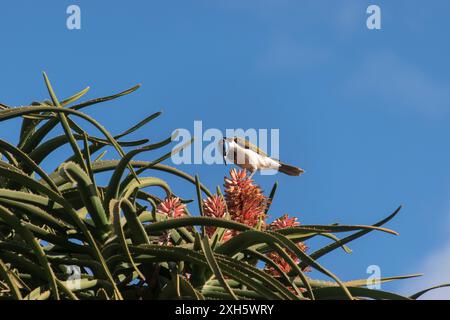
left=234, top=137, right=268, bottom=157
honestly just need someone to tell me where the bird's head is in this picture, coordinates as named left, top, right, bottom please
left=218, top=137, right=238, bottom=156
left=217, top=137, right=227, bottom=166
left=218, top=137, right=227, bottom=156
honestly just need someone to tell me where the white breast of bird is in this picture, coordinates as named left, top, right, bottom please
left=226, top=140, right=280, bottom=172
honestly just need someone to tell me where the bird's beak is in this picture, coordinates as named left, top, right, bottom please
left=222, top=137, right=227, bottom=165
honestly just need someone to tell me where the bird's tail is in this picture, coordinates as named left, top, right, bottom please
left=278, top=163, right=304, bottom=176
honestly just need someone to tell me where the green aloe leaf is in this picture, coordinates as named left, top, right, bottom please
left=118, top=199, right=150, bottom=245
left=131, top=244, right=296, bottom=300
left=199, top=235, right=238, bottom=300
left=0, top=197, right=72, bottom=233
left=82, top=132, right=96, bottom=189
left=300, top=206, right=402, bottom=269
left=48, top=161, right=213, bottom=197
left=0, top=139, right=60, bottom=193
left=58, top=162, right=110, bottom=235
left=0, top=259, right=23, bottom=300
left=143, top=216, right=251, bottom=235
left=0, top=103, right=138, bottom=182
left=294, top=274, right=422, bottom=288
left=114, top=111, right=162, bottom=140
left=216, top=230, right=350, bottom=299
left=0, top=163, right=122, bottom=298
left=265, top=182, right=278, bottom=214
left=60, top=86, right=90, bottom=107
left=0, top=205, right=59, bottom=299
left=19, top=84, right=140, bottom=153
left=177, top=274, right=204, bottom=300
left=30, top=133, right=148, bottom=166
left=194, top=175, right=206, bottom=237
left=104, top=133, right=177, bottom=208
left=110, top=199, right=146, bottom=281
left=409, top=283, right=450, bottom=300
left=312, top=286, right=410, bottom=300
left=42, top=72, right=88, bottom=173
left=243, top=248, right=303, bottom=296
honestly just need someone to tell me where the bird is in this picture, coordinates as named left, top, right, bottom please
left=218, top=137, right=304, bottom=178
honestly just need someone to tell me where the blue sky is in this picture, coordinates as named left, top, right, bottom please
left=1, top=0, right=450, bottom=298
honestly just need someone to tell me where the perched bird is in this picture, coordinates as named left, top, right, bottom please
left=218, top=137, right=304, bottom=178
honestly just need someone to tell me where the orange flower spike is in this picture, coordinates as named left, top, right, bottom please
left=224, top=169, right=268, bottom=228
left=203, top=195, right=226, bottom=218
left=202, top=195, right=227, bottom=238
left=269, top=214, right=300, bottom=230
left=264, top=214, right=309, bottom=277
left=157, top=197, right=186, bottom=218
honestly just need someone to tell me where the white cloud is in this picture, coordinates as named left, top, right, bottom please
left=399, top=242, right=450, bottom=300
left=399, top=206, right=450, bottom=300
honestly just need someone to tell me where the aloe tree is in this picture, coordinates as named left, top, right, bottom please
left=0, top=73, right=446, bottom=300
